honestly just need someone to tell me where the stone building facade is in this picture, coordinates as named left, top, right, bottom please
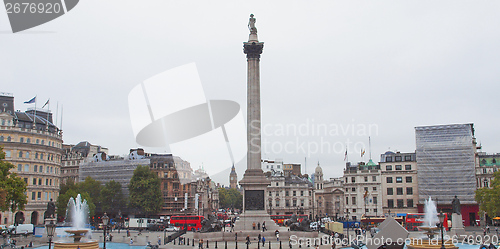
left=265, top=175, right=313, bottom=216
left=380, top=151, right=418, bottom=214
left=0, top=93, right=62, bottom=225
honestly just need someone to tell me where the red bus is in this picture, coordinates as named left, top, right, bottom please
left=405, top=213, right=449, bottom=231
left=170, top=216, right=204, bottom=231
left=271, top=214, right=308, bottom=226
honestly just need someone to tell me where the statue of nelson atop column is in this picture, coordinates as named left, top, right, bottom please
left=248, top=14, right=257, bottom=34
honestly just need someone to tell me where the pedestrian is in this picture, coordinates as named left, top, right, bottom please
left=258, top=234, right=261, bottom=243
left=109, top=234, right=113, bottom=242
left=246, top=235, right=251, bottom=245
left=277, top=233, right=280, bottom=241
left=127, top=229, right=130, bottom=237
left=130, top=238, right=133, bottom=245
left=235, top=232, right=238, bottom=241
left=263, top=221, right=266, bottom=231
left=487, top=225, right=490, bottom=233
left=158, top=236, right=161, bottom=245
left=253, top=222, right=256, bottom=230
left=199, top=238, right=204, bottom=249
left=262, top=236, right=266, bottom=247
left=258, top=222, right=261, bottom=231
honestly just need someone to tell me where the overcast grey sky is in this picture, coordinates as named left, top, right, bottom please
left=1, top=0, right=499, bottom=186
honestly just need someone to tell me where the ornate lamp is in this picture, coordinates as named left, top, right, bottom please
left=102, top=213, right=109, bottom=249
left=438, top=212, right=445, bottom=249
left=45, top=218, right=56, bottom=249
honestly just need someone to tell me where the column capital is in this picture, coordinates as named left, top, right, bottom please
left=244, top=42, right=264, bottom=59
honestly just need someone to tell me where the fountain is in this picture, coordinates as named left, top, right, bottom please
left=406, top=197, right=458, bottom=249
left=54, top=194, right=99, bottom=249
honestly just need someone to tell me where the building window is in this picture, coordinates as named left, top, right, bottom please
left=38, top=179, right=42, bottom=185
left=386, top=157, right=392, bottom=162
left=364, top=176, right=368, bottom=182
left=396, top=177, right=403, bottom=183
left=364, top=187, right=368, bottom=192
left=276, top=191, right=280, bottom=196
left=276, top=182, right=279, bottom=186
left=26, top=138, right=30, bottom=143
left=300, top=191, right=304, bottom=196
left=18, top=164, right=22, bottom=171
left=406, top=176, right=412, bottom=183
left=397, top=199, right=404, bottom=208
left=0, top=136, right=3, bottom=141
left=18, top=151, right=23, bottom=158
left=293, top=191, right=296, bottom=196
left=24, top=164, right=29, bottom=172
left=388, top=199, right=394, bottom=208
left=45, top=179, right=49, bottom=185
left=4, top=150, right=9, bottom=158
left=7, top=136, right=11, bottom=142
left=346, top=197, right=349, bottom=205
left=285, top=200, right=290, bottom=207
left=407, top=199, right=414, bottom=207
left=293, top=200, right=297, bottom=207
left=20, top=137, right=24, bottom=143
left=395, top=165, right=402, bottom=170
left=386, top=165, right=392, bottom=171
left=405, top=165, right=412, bottom=170
left=352, top=196, right=356, bottom=205
left=286, top=191, right=289, bottom=196
left=351, top=187, right=355, bottom=191
left=407, top=187, right=413, bottom=195
left=351, top=177, right=355, bottom=183
left=276, top=200, right=280, bottom=207
left=41, top=140, right=44, bottom=145
left=39, top=166, right=43, bottom=172
left=32, top=178, right=36, bottom=185
left=387, top=188, right=393, bottom=195
left=396, top=188, right=403, bottom=195
left=373, top=196, right=378, bottom=204
left=31, top=192, right=35, bottom=200
left=373, top=187, right=377, bottom=191
left=36, top=139, right=39, bottom=144
left=269, top=191, right=272, bottom=197
left=386, top=177, right=393, bottom=183
left=37, top=192, right=41, bottom=200
left=405, top=155, right=412, bottom=161
left=372, top=176, right=377, bottom=181
left=395, top=156, right=402, bottom=162
left=301, top=199, right=304, bottom=207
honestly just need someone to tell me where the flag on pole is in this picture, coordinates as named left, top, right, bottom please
left=344, top=150, right=348, bottom=161
left=42, top=99, right=50, bottom=108
left=24, top=96, right=36, bottom=104
left=361, top=149, right=365, bottom=157
left=364, top=189, right=369, bottom=199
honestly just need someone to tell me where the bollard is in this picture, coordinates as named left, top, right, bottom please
left=188, top=238, right=190, bottom=245
left=247, top=241, right=249, bottom=249
left=269, top=240, right=271, bottom=249
left=258, top=240, right=260, bottom=249
left=174, top=239, right=176, bottom=245
left=236, top=241, right=238, bottom=249
left=180, top=237, right=182, bottom=245
left=280, top=241, right=282, bottom=249
left=225, top=241, right=228, bottom=249
left=193, top=238, right=195, bottom=247
left=320, top=238, right=323, bottom=245
left=215, top=241, right=218, bottom=248
left=207, top=240, right=209, bottom=248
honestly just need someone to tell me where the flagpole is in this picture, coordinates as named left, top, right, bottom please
left=369, top=136, right=372, bottom=160
left=55, top=102, right=58, bottom=130
left=33, top=95, right=37, bottom=129
left=60, top=104, right=63, bottom=130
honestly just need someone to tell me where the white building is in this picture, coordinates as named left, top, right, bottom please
left=343, top=160, right=383, bottom=221
left=262, top=159, right=284, bottom=176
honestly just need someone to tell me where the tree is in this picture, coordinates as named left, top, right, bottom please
left=100, top=180, right=126, bottom=215
left=128, top=165, right=161, bottom=217
left=476, top=171, right=500, bottom=218
left=0, top=147, right=27, bottom=212
left=218, top=188, right=242, bottom=210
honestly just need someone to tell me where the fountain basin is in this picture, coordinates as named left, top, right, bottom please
left=54, top=241, right=99, bottom=249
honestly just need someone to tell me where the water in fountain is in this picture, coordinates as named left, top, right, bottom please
left=423, top=196, right=438, bottom=227
left=65, top=194, right=89, bottom=229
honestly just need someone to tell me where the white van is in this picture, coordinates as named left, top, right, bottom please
left=8, top=224, right=34, bottom=235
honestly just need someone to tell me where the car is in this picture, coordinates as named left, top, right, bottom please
left=310, top=222, right=318, bottom=230
left=165, top=225, right=179, bottom=232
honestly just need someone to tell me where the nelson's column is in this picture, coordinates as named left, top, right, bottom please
left=235, top=14, right=279, bottom=231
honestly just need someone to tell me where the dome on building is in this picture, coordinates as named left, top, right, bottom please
left=366, top=159, right=377, bottom=166
left=315, top=162, right=323, bottom=175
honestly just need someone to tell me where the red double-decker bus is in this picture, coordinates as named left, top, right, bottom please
left=271, top=214, right=309, bottom=226
left=170, top=216, right=204, bottom=231
left=405, top=213, right=449, bottom=231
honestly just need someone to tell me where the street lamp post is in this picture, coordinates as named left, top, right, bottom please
left=438, top=212, right=445, bottom=249
left=102, top=213, right=110, bottom=249
left=45, top=218, right=56, bottom=249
